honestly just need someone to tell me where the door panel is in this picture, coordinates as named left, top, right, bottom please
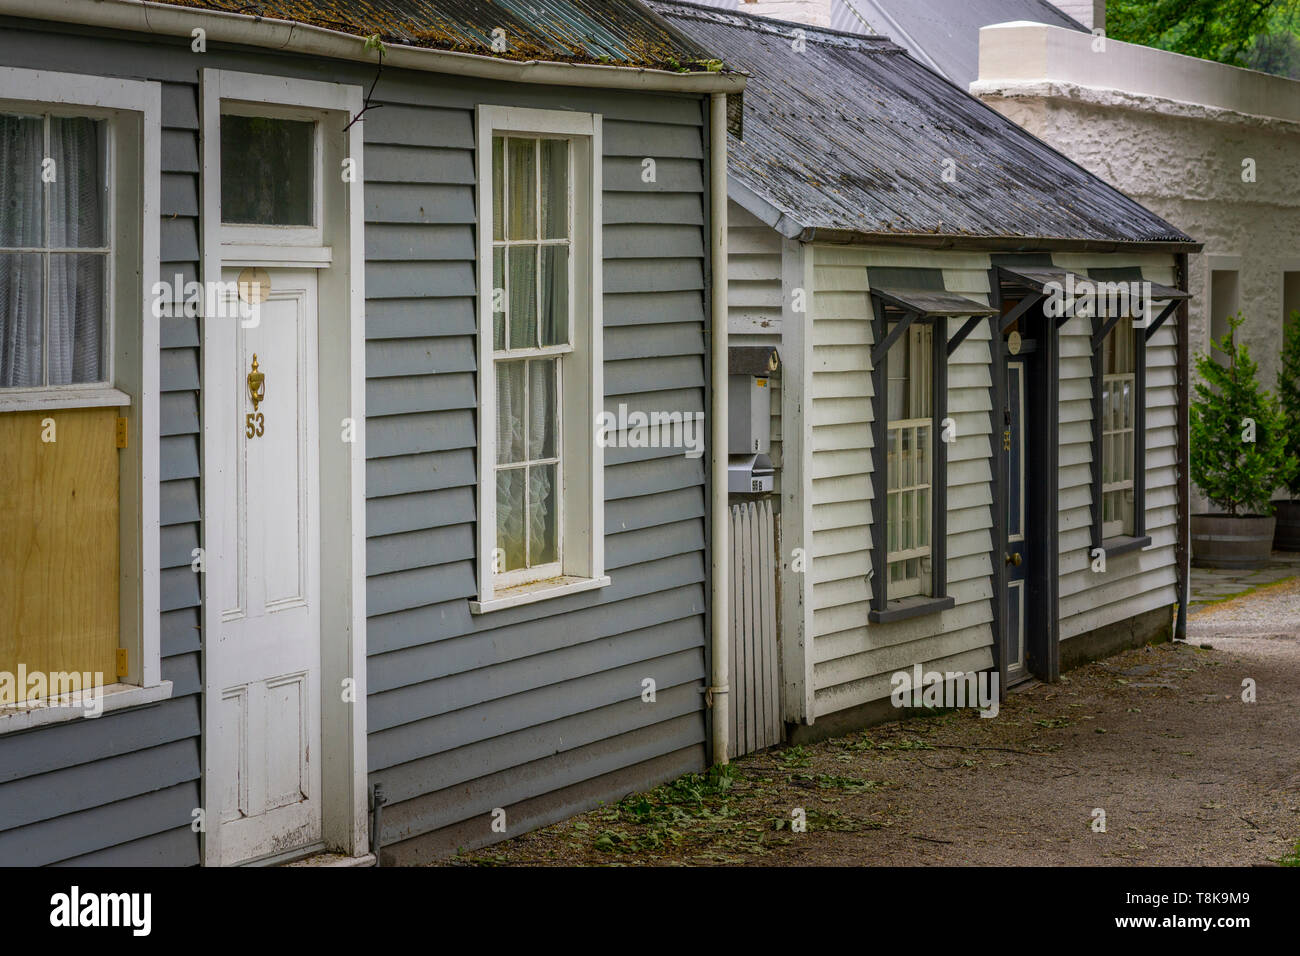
left=211, top=268, right=321, bottom=865
left=1003, top=358, right=1027, bottom=683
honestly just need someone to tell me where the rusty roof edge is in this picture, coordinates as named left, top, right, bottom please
left=728, top=176, right=807, bottom=240
left=4, top=0, right=748, bottom=93
left=797, top=227, right=1204, bottom=254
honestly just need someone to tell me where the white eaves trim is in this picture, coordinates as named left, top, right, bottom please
left=0, top=0, right=746, bottom=94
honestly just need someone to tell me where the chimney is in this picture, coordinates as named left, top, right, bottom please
left=1048, top=0, right=1105, bottom=32
left=738, top=0, right=832, bottom=28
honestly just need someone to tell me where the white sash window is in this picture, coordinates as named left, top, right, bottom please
left=1101, top=317, right=1136, bottom=538
left=473, top=107, right=607, bottom=613
left=886, top=324, right=934, bottom=599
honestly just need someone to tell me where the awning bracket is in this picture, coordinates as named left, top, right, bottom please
left=947, top=314, right=984, bottom=357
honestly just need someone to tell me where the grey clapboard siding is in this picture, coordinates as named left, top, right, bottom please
left=0, top=20, right=712, bottom=865
left=361, top=87, right=711, bottom=858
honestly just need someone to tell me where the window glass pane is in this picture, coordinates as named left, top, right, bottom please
left=528, top=358, right=557, bottom=460
left=496, top=469, right=526, bottom=572
left=49, top=117, right=107, bottom=248
left=916, top=327, right=932, bottom=418
left=918, top=487, right=929, bottom=548
left=916, top=425, right=929, bottom=486
left=220, top=115, right=314, bottom=226
left=900, top=427, right=913, bottom=487
left=492, top=247, right=506, bottom=351
left=540, top=138, right=568, bottom=239
left=492, top=136, right=505, bottom=242
left=507, top=138, right=536, bottom=240
left=887, top=492, right=899, bottom=552
left=0, top=252, right=44, bottom=387
left=887, top=429, right=898, bottom=489
left=48, top=253, right=106, bottom=385
left=902, top=490, right=913, bottom=551
left=529, top=463, right=558, bottom=566
left=496, top=360, right=526, bottom=465
left=0, top=114, right=45, bottom=247
left=539, top=244, right=568, bottom=347
left=508, top=245, right=537, bottom=349
left=887, top=329, right=907, bottom=421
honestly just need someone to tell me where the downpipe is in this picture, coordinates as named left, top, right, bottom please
left=369, top=783, right=386, bottom=867
left=709, top=92, right=730, bottom=766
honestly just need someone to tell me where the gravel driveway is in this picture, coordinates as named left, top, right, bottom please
left=444, top=581, right=1300, bottom=867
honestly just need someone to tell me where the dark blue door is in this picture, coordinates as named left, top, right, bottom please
left=1004, top=356, right=1027, bottom=683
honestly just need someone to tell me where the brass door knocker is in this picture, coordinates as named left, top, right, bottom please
left=246, top=354, right=266, bottom=439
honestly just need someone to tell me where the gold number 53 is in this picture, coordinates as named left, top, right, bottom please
left=245, top=412, right=265, bottom=438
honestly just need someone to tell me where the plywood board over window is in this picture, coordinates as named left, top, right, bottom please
left=0, top=407, right=119, bottom=691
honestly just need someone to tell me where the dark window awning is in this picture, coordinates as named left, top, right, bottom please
left=869, top=286, right=997, bottom=363
left=1142, top=281, right=1191, bottom=302
left=1090, top=280, right=1191, bottom=348
left=996, top=265, right=1091, bottom=296
left=996, top=265, right=1091, bottom=332
left=871, top=287, right=998, bottom=319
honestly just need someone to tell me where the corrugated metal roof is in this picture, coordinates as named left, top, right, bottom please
left=151, top=0, right=732, bottom=71
left=651, top=1, right=1195, bottom=247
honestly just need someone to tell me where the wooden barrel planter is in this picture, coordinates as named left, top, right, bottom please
left=1275, top=500, right=1300, bottom=552
left=1191, top=514, right=1276, bottom=568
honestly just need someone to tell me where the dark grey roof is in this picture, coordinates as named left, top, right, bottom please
left=650, top=1, right=1195, bottom=249
left=150, top=0, right=732, bottom=71
left=849, top=0, right=1084, bottom=85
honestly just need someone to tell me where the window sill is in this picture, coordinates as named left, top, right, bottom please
left=220, top=242, right=333, bottom=268
left=1100, top=535, right=1153, bottom=559
left=869, top=594, right=956, bottom=624
left=0, top=681, right=173, bottom=735
left=470, top=575, right=611, bottom=614
left=0, top=387, right=132, bottom=413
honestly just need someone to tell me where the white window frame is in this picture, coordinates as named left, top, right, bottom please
left=0, top=67, right=165, bottom=732
left=217, top=100, right=324, bottom=250
left=1101, top=316, right=1136, bottom=539
left=472, top=106, right=607, bottom=614
left=886, top=323, right=934, bottom=600
left=0, top=97, right=125, bottom=409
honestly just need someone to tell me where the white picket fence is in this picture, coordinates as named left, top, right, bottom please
left=728, top=499, right=783, bottom=757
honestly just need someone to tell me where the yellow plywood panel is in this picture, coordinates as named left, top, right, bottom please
left=0, top=407, right=119, bottom=699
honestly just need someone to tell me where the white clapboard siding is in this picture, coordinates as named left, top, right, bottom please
left=729, top=499, right=783, bottom=757
left=1052, top=254, right=1180, bottom=639
left=728, top=201, right=784, bottom=492
left=807, top=245, right=996, bottom=719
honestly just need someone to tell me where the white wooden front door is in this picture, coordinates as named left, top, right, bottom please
left=210, top=267, right=321, bottom=865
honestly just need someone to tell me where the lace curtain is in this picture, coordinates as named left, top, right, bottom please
left=0, top=114, right=106, bottom=388
left=496, top=358, right=558, bottom=572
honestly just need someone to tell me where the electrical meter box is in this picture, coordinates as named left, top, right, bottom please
left=729, top=372, right=771, bottom=456
left=728, top=346, right=779, bottom=455
left=727, top=347, right=780, bottom=495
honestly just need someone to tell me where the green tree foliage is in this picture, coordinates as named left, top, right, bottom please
left=1109, top=0, right=1300, bottom=71
left=1278, top=309, right=1300, bottom=497
left=1189, top=313, right=1297, bottom=515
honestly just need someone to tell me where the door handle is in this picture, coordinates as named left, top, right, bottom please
left=1005, top=552, right=1022, bottom=566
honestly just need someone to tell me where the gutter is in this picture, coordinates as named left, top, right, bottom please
left=0, top=0, right=747, bottom=94
left=708, top=92, right=730, bottom=766
left=797, top=227, right=1203, bottom=255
